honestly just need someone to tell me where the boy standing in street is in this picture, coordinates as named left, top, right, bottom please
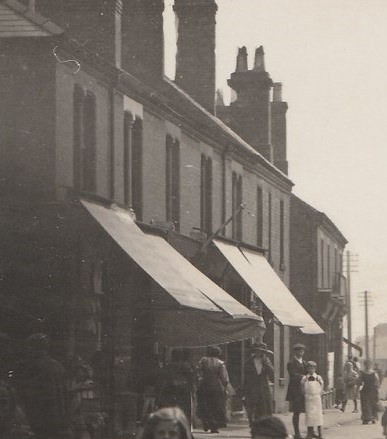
left=301, top=361, right=324, bottom=439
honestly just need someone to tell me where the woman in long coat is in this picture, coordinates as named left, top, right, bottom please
left=358, top=359, right=380, bottom=424
left=196, top=346, right=230, bottom=433
left=242, top=343, right=274, bottom=427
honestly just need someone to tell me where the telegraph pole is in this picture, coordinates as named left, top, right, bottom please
left=359, top=290, right=372, bottom=359
left=365, top=290, right=369, bottom=359
left=346, top=250, right=352, bottom=353
left=344, top=251, right=358, bottom=355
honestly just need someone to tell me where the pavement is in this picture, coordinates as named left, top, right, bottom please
left=193, top=402, right=366, bottom=439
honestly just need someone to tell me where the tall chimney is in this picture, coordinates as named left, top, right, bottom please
left=227, top=46, right=273, bottom=161
left=34, top=0, right=122, bottom=67
left=173, top=0, right=218, bottom=114
left=271, top=83, right=288, bottom=174
left=236, top=46, right=248, bottom=72
left=122, top=0, right=165, bottom=81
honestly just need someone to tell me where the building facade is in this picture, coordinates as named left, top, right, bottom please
left=290, top=195, right=348, bottom=391
left=0, top=0, right=325, bottom=435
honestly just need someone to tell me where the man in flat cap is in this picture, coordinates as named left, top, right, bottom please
left=286, top=343, right=307, bottom=439
left=242, top=343, right=274, bottom=427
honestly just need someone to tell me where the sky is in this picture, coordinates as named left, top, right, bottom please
left=163, top=0, right=387, bottom=341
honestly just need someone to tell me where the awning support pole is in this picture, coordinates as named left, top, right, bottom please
left=193, top=203, right=245, bottom=263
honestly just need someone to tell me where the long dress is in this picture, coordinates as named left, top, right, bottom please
left=343, top=369, right=358, bottom=400
left=242, top=357, right=273, bottom=425
left=301, top=374, right=323, bottom=427
left=196, top=356, right=229, bottom=431
left=358, top=370, right=379, bottom=423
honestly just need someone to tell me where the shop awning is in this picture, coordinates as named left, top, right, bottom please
left=80, top=199, right=264, bottom=345
left=213, top=240, right=324, bottom=334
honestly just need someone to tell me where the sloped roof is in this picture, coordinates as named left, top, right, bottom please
left=291, top=194, right=348, bottom=245
left=0, top=0, right=63, bottom=37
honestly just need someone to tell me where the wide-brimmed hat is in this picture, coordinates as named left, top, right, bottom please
left=293, top=343, right=306, bottom=351
left=250, top=342, right=274, bottom=355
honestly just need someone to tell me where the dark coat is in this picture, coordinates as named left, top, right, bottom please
left=242, top=357, right=274, bottom=423
left=286, top=357, right=307, bottom=412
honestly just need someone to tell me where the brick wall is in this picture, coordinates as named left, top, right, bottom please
left=0, top=39, right=56, bottom=203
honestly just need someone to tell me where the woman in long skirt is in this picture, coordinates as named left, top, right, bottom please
left=341, top=361, right=358, bottom=413
left=196, top=346, right=230, bottom=433
left=358, top=359, right=380, bottom=424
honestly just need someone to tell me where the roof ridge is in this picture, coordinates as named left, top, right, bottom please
left=1, top=0, right=63, bottom=35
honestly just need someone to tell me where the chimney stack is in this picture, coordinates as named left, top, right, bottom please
left=33, top=0, right=122, bottom=67
left=236, top=46, right=248, bottom=72
left=122, top=0, right=165, bottom=81
left=227, top=46, right=273, bottom=161
left=271, top=83, right=288, bottom=174
left=173, top=0, right=218, bottom=114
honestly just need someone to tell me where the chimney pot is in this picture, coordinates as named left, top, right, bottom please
left=216, top=89, right=225, bottom=107
left=253, top=46, right=266, bottom=72
left=235, top=46, right=248, bottom=72
left=273, top=83, right=283, bottom=102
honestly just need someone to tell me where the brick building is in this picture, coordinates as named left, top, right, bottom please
left=0, top=0, right=323, bottom=435
left=290, top=195, right=348, bottom=391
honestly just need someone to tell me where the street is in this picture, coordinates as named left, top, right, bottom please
left=196, top=417, right=383, bottom=439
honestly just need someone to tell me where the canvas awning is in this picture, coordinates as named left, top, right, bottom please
left=80, top=199, right=264, bottom=346
left=213, top=240, right=324, bottom=335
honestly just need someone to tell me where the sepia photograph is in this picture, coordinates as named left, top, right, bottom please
left=0, top=0, right=386, bottom=438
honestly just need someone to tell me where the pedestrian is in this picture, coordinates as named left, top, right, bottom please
left=301, top=361, right=324, bottom=439
left=358, top=358, right=380, bottom=425
left=0, top=380, right=30, bottom=439
left=250, top=416, right=288, bottom=439
left=196, top=345, right=230, bottom=433
left=341, top=361, right=358, bottom=413
left=141, top=407, right=192, bottom=439
left=242, top=342, right=274, bottom=427
left=375, top=363, right=384, bottom=384
left=352, top=357, right=361, bottom=373
left=158, top=349, right=194, bottom=427
left=286, top=343, right=308, bottom=439
left=381, top=405, right=387, bottom=439
left=14, top=333, right=70, bottom=439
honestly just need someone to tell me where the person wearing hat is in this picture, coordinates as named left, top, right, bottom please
left=251, top=415, right=288, bottom=439
left=242, top=342, right=274, bottom=427
left=286, top=343, right=307, bottom=439
left=14, top=333, right=70, bottom=439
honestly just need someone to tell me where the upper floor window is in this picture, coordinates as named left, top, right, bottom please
left=256, top=186, right=263, bottom=247
left=268, top=193, right=272, bottom=261
left=327, top=244, right=331, bottom=288
left=200, top=154, right=213, bottom=234
left=166, top=135, right=180, bottom=231
left=73, top=85, right=97, bottom=193
left=232, top=172, right=243, bottom=241
left=320, top=238, right=325, bottom=288
left=279, top=199, right=285, bottom=267
left=131, top=117, right=143, bottom=221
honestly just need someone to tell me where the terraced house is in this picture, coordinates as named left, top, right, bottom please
left=0, top=0, right=323, bottom=436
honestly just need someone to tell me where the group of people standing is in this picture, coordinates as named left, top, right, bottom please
left=338, top=356, right=382, bottom=425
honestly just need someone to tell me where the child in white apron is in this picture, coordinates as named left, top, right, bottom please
left=301, top=361, right=324, bottom=439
